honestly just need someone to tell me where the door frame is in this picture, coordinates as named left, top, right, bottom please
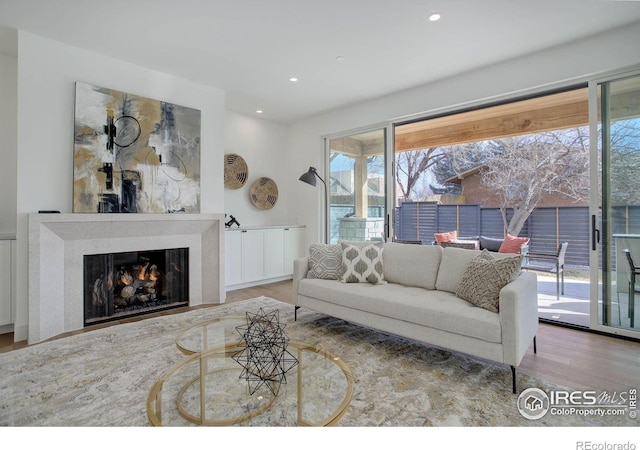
left=588, top=67, right=640, bottom=339
left=323, top=123, right=393, bottom=244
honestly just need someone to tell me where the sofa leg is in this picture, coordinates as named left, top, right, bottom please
left=511, top=366, right=517, bottom=394
left=294, top=306, right=300, bottom=321
left=533, top=336, right=537, bottom=354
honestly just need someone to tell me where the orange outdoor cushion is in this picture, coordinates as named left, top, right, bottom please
left=498, top=234, right=530, bottom=254
left=434, top=230, right=458, bottom=245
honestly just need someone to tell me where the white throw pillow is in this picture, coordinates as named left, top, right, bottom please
left=435, top=246, right=483, bottom=293
left=340, top=242, right=385, bottom=284
left=382, top=242, right=442, bottom=290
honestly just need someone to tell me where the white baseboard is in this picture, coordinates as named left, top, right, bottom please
left=225, top=275, right=293, bottom=293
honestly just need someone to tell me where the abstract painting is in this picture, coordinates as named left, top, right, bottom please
left=73, top=82, right=201, bottom=213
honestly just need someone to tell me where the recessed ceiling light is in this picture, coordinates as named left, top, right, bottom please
left=336, top=56, right=345, bottom=62
left=289, top=77, right=298, bottom=82
left=429, top=13, right=441, bottom=22
left=256, top=109, right=263, bottom=114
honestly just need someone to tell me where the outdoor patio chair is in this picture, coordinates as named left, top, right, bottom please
left=439, top=240, right=479, bottom=250
left=522, top=242, right=569, bottom=300
left=622, top=249, right=639, bottom=328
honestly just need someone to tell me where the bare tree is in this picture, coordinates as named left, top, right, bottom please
left=395, top=148, right=446, bottom=200
left=609, top=118, right=640, bottom=205
left=449, top=128, right=590, bottom=235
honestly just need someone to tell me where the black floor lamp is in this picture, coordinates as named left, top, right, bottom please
left=299, top=166, right=328, bottom=243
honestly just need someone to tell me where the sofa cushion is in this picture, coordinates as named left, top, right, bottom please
left=307, top=243, right=344, bottom=280
left=340, top=242, right=385, bottom=284
left=456, top=250, right=523, bottom=312
left=479, top=236, right=503, bottom=252
left=498, top=234, right=530, bottom=254
left=434, top=246, right=483, bottom=293
left=382, top=242, right=442, bottom=290
left=298, top=279, right=502, bottom=343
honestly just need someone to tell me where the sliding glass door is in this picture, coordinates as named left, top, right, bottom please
left=394, top=88, right=592, bottom=327
left=326, top=128, right=389, bottom=244
left=591, top=72, right=640, bottom=337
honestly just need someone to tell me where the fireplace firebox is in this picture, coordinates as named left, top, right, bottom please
left=84, top=248, right=189, bottom=325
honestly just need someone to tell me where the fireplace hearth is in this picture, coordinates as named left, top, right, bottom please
left=84, top=248, right=189, bottom=325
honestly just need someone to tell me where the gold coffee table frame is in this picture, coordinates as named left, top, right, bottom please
left=147, top=316, right=354, bottom=426
left=175, top=315, right=246, bottom=356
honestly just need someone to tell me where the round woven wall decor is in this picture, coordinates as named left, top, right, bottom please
left=224, top=153, right=249, bottom=189
left=250, top=177, right=279, bottom=210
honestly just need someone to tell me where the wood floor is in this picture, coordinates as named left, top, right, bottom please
left=1, top=280, right=638, bottom=392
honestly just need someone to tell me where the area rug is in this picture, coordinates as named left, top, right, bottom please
left=0, top=297, right=633, bottom=426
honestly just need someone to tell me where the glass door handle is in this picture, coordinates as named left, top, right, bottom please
left=591, top=214, right=600, bottom=251
left=385, top=214, right=390, bottom=243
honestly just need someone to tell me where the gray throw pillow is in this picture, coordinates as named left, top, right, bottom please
left=455, top=249, right=522, bottom=312
left=307, top=244, right=344, bottom=280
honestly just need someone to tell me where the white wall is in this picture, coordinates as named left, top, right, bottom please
left=0, top=54, right=17, bottom=236
left=224, top=110, right=292, bottom=227
left=286, top=22, right=640, bottom=246
left=8, top=21, right=640, bottom=340
left=14, top=31, right=226, bottom=341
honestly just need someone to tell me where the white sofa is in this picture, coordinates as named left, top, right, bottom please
left=292, top=242, right=539, bottom=393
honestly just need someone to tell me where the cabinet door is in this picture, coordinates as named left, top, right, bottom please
left=0, top=241, right=12, bottom=326
left=225, top=231, right=243, bottom=286
left=241, top=230, right=265, bottom=283
left=264, top=228, right=285, bottom=278
left=284, top=227, right=306, bottom=274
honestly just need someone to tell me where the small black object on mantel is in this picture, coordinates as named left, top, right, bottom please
left=38, top=210, right=61, bottom=213
left=225, top=214, right=240, bottom=228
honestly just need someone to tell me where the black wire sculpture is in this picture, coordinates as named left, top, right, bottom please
left=232, top=308, right=298, bottom=396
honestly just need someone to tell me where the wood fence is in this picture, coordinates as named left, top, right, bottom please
left=394, top=203, right=640, bottom=268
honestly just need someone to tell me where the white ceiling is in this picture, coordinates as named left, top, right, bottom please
left=1, top=0, right=640, bottom=123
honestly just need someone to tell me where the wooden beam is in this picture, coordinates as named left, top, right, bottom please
left=608, top=88, right=640, bottom=122
left=396, top=100, right=588, bottom=151
left=395, top=88, right=589, bottom=152
left=330, top=137, right=362, bottom=157
left=361, top=137, right=385, bottom=156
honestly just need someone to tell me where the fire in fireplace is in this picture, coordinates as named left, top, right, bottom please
left=84, top=248, right=189, bottom=325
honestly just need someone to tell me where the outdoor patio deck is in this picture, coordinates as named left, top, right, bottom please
left=536, top=273, right=590, bottom=327
left=535, top=272, right=636, bottom=330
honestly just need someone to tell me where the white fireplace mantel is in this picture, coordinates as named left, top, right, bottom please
left=28, top=213, right=225, bottom=344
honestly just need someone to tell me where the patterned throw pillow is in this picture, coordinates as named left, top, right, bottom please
left=340, top=241, right=385, bottom=284
left=455, top=249, right=522, bottom=312
left=307, top=244, right=344, bottom=280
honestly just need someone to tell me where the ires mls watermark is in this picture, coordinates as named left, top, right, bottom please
left=517, top=387, right=637, bottom=420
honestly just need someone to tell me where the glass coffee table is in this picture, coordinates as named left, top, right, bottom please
left=147, top=315, right=354, bottom=426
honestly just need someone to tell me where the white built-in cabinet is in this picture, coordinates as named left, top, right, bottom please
left=0, top=239, right=15, bottom=328
left=225, top=226, right=305, bottom=290
left=284, top=227, right=306, bottom=274
left=264, top=228, right=285, bottom=279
